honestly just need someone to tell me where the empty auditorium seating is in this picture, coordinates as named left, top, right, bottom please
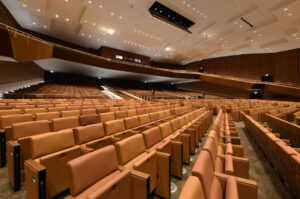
left=66, top=145, right=149, bottom=199
left=51, top=116, right=80, bottom=131
left=6, top=120, right=50, bottom=190
left=242, top=112, right=300, bottom=198
left=115, top=134, right=171, bottom=198
left=24, top=130, right=82, bottom=198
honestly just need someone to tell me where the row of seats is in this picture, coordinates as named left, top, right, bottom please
left=265, top=113, right=300, bottom=147
left=179, top=110, right=258, bottom=199
left=4, top=105, right=193, bottom=193
left=242, top=112, right=300, bottom=199
left=19, top=106, right=208, bottom=198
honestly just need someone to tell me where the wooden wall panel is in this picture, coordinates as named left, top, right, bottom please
left=0, top=61, right=44, bottom=85
left=186, top=49, right=300, bottom=84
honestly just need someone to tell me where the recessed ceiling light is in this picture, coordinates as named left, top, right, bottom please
left=84, top=20, right=87, bottom=23
left=253, top=30, right=257, bottom=34
left=288, top=13, right=293, bottom=16
left=92, top=23, right=96, bottom=26
left=250, top=39, right=254, bottom=42
left=182, top=1, right=186, bottom=4
left=50, top=70, right=54, bottom=74
left=81, top=33, right=85, bottom=36
left=36, top=8, right=41, bottom=12
left=119, top=16, right=122, bottom=19
left=187, top=4, right=191, bottom=7
left=32, top=22, right=36, bottom=25
left=22, top=4, right=27, bottom=8
left=43, top=25, right=47, bottom=28
left=99, top=5, right=103, bottom=8
left=88, top=0, right=92, bottom=4
left=65, top=18, right=70, bottom=22
left=297, top=37, right=300, bottom=40
left=97, top=38, right=100, bottom=41
left=55, top=14, right=59, bottom=18
left=110, top=12, right=114, bottom=16
left=88, top=35, right=91, bottom=38
left=165, top=47, right=171, bottom=51
left=192, top=7, right=196, bottom=10
left=234, top=21, right=237, bottom=25
left=65, top=0, right=69, bottom=2
left=258, top=34, right=262, bottom=37
left=197, top=10, right=200, bottom=13
left=239, top=25, right=243, bottom=28
left=283, top=8, right=288, bottom=11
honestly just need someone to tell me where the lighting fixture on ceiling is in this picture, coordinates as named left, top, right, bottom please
left=50, top=70, right=54, bottom=73
left=65, top=18, right=70, bottom=22
left=32, top=22, right=36, bottom=25
left=165, top=47, right=171, bottom=51
left=22, top=4, right=27, bottom=8
left=43, top=25, right=47, bottom=28
left=99, top=5, right=103, bottom=8
left=36, top=8, right=41, bottom=12
left=55, top=14, right=59, bottom=18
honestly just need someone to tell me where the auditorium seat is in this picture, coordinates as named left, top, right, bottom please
left=24, top=130, right=82, bottom=198
left=81, top=109, right=97, bottom=116
left=202, top=137, right=249, bottom=178
left=115, top=110, right=128, bottom=119
left=99, top=112, right=115, bottom=122
left=51, top=116, right=80, bottom=131
left=115, top=134, right=171, bottom=198
left=142, top=126, right=182, bottom=178
left=0, top=109, right=22, bottom=116
left=66, top=145, right=149, bottom=199
left=208, top=130, right=244, bottom=157
left=6, top=120, right=50, bottom=190
left=79, top=114, right=100, bottom=126
left=35, top=111, right=60, bottom=121
left=191, top=150, right=257, bottom=199
left=73, top=123, right=112, bottom=150
left=61, top=110, right=81, bottom=117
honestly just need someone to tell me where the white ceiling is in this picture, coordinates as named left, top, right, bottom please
left=35, top=58, right=197, bottom=83
left=2, top=0, right=300, bottom=64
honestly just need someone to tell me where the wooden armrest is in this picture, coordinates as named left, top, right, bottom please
left=80, top=146, right=94, bottom=154
left=214, top=171, right=257, bottom=186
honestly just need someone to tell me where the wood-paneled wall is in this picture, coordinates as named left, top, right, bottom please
left=0, top=61, right=44, bottom=85
left=186, top=49, right=300, bottom=84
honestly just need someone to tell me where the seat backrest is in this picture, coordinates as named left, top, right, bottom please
left=99, top=112, right=115, bottom=122
left=96, top=108, right=109, bottom=114
left=115, top=111, right=128, bottom=119
left=30, top=129, right=75, bottom=159
left=67, top=145, right=120, bottom=196
left=159, top=122, right=173, bottom=138
left=11, top=120, right=50, bottom=140
left=62, top=110, right=81, bottom=118
left=226, top=176, right=239, bottom=199
left=47, top=107, right=67, bottom=112
left=81, top=109, right=96, bottom=116
left=138, top=114, right=150, bottom=125
left=0, top=114, right=32, bottom=129
left=179, top=176, right=205, bottom=199
left=179, top=116, right=186, bottom=127
left=0, top=109, right=22, bottom=116
left=109, top=107, right=119, bottom=112
left=79, top=114, right=100, bottom=126
left=136, top=109, right=145, bottom=115
left=208, top=130, right=219, bottom=147
left=202, top=138, right=218, bottom=169
left=104, top=119, right=126, bottom=136
left=192, top=150, right=214, bottom=199
left=36, top=112, right=60, bottom=121
left=115, top=134, right=145, bottom=165
left=127, top=109, right=137, bottom=117
left=51, top=116, right=79, bottom=131
left=142, top=127, right=162, bottom=149
left=74, top=123, right=105, bottom=145
left=149, top=112, right=159, bottom=122
left=24, top=108, right=46, bottom=115
left=171, top=118, right=181, bottom=132
left=158, top=111, right=165, bottom=119
left=124, top=116, right=140, bottom=129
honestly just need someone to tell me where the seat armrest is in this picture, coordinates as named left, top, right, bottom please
left=214, top=172, right=258, bottom=199
left=4, top=126, right=12, bottom=141
left=24, top=159, right=46, bottom=199
left=6, top=140, right=21, bottom=191
left=131, top=130, right=141, bottom=135
left=0, top=131, right=6, bottom=167
left=294, top=148, right=300, bottom=153
left=154, top=151, right=171, bottom=199
left=130, top=169, right=150, bottom=199
left=85, top=136, right=112, bottom=150
left=80, top=146, right=94, bottom=155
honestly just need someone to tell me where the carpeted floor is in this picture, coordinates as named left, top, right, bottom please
left=0, top=120, right=293, bottom=199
